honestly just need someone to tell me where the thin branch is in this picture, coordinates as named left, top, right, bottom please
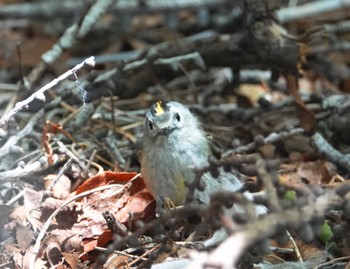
left=0, top=56, right=95, bottom=129
left=0, top=0, right=231, bottom=18
left=223, top=128, right=305, bottom=156
left=0, top=109, right=44, bottom=159
left=277, top=0, right=350, bottom=23
left=311, top=132, right=350, bottom=171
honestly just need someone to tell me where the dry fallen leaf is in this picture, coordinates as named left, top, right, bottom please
left=279, top=161, right=333, bottom=185
left=15, top=223, right=34, bottom=249
left=44, top=174, right=71, bottom=199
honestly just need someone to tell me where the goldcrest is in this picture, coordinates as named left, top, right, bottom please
left=140, top=101, right=242, bottom=214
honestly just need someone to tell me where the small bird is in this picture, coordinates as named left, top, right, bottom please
left=140, top=101, right=243, bottom=215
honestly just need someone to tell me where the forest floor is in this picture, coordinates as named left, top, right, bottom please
left=0, top=0, right=350, bottom=268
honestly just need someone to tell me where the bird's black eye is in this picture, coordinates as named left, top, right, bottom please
left=174, top=112, right=181, bottom=122
left=148, top=121, right=153, bottom=130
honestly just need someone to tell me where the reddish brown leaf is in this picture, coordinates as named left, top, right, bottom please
left=96, top=230, right=113, bottom=249
left=116, top=189, right=155, bottom=223
left=75, top=171, right=142, bottom=194
left=41, top=121, right=76, bottom=165
left=82, top=239, right=99, bottom=255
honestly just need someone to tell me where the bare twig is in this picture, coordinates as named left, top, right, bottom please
left=46, top=158, right=73, bottom=192
left=5, top=190, right=26, bottom=206
left=0, top=0, right=231, bottom=18
left=311, top=132, right=350, bottom=171
left=0, top=156, right=48, bottom=181
left=223, top=128, right=305, bottom=156
left=0, top=57, right=95, bottom=129
left=277, top=0, right=350, bottom=23
left=56, top=141, right=87, bottom=173
left=94, top=246, right=147, bottom=261
left=315, top=256, right=350, bottom=269
left=41, top=0, right=116, bottom=65
left=286, top=230, right=304, bottom=268
left=0, top=109, right=44, bottom=159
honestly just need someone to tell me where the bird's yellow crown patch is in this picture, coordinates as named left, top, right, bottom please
left=154, top=101, right=165, bottom=115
